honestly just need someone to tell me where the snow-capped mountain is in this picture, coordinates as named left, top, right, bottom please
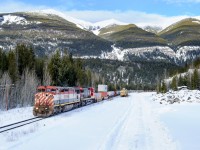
left=1, top=10, right=200, bottom=64
left=29, top=9, right=93, bottom=30
left=0, top=12, right=113, bottom=56
left=142, top=26, right=163, bottom=34
left=29, top=9, right=128, bottom=35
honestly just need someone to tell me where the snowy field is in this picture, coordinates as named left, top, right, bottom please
left=0, top=92, right=200, bottom=150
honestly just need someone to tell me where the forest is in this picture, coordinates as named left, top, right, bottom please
left=0, top=44, right=104, bottom=110
left=0, top=43, right=191, bottom=110
left=157, top=58, right=200, bottom=93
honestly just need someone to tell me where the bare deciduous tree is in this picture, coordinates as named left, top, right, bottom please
left=43, top=64, right=51, bottom=86
left=0, top=72, right=11, bottom=110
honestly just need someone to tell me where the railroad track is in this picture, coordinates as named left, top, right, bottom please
left=0, top=117, right=43, bottom=133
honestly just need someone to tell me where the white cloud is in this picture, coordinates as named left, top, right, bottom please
left=0, top=0, right=49, bottom=13
left=64, top=10, right=197, bottom=28
left=0, top=0, right=200, bottom=29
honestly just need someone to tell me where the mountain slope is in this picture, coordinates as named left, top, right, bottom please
left=98, top=24, right=167, bottom=49
left=159, top=18, right=200, bottom=48
left=159, top=18, right=200, bottom=63
left=0, top=12, right=112, bottom=56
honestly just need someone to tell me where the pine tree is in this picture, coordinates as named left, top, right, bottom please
left=35, top=58, right=45, bottom=84
left=16, top=44, right=35, bottom=76
left=191, top=69, right=199, bottom=89
left=161, top=80, right=167, bottom=93
left=86, top=70, right=92, bottom=87
left=67, top=65, right=77, bottom=86
left=178, top=75, right=183, bottom=86
left=182, top=75, right=188, bottom=86
left=8, top=50, right=18, bottom=83
left=0, top=51, right=8, bottom=74
left=158, top=81, right=162, bottom=93
left=48, top=50, right=61, bottom=85
left=27, top=46, right=35, bottom=70
left=171, top=76, right=178, bottom=91
left=75, top=58, right=84, bottom=86
left=59, top=54, right=70, bottom=86
left=187, top=73, right=192, bottom=89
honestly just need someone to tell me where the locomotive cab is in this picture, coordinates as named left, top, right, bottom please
left=33, top=86, right=56, bottom=117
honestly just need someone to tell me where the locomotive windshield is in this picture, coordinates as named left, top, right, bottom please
left=37, top=89, right=45, bottom=92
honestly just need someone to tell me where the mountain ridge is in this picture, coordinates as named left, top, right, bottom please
left=1, top=10, right=200, bottom=64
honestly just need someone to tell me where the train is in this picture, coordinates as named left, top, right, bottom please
left=120, top=88, right=128, bottom=97
left=33, top=85, right=119, bottom=117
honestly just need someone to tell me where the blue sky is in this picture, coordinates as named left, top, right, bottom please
left=1, top=0, right=200, bottom=27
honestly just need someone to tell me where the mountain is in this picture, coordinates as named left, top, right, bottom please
left=0, top=12, right=112, bottom=56
left=159, top=18, right=200, bottom=47
left=36, top=10, right=129, bottom=35
left=98, top=24, right=167, bottom=48
left=143, top=26, right=162, bottom=34
left=95, top=24, right=177, bottom=62
left=159, top=18, right=200, bottom=63
left=0, top=11, right=175, bottom=63
left=1, top=10, right=200, bottom=64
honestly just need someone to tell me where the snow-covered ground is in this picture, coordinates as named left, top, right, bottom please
left=0, top=92, right=200, bottom=150
left=153, top=89, right=200, bottom=104
left=0, top=107, right=33, bottom=127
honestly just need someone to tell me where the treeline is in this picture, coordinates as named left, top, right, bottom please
left=157, top=58, right=200, bottom=93
left=83, top=58, right=181, bottom=91
left=0, top=44, right=102, bottom=110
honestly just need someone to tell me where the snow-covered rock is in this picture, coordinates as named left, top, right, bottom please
left=152, top=89, right=200, bottom=104
left=0, top=15, right=41, bottom=25
left=176, top=46, right=200, bottom=62
left=100, top=45, right=176, bottom=61
left=0, top=15, right=27, bottom=25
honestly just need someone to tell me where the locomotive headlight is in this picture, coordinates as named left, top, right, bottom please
left=45, top=108, right=48, bottom=110
left=36, top=107, right=39, bottom=110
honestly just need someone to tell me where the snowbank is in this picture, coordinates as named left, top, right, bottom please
left=0, top=107, right=34, bottom=127
left=152, top=89, right=200, bottom=104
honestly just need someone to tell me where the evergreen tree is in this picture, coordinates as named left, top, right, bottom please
left=171, top=76, right=178, bottom=91
left=191, top=69, right=199, bottom=89
left=158, top=81, right=162, bottom=93
left=27, top=46, right=35, bottom=70
left=161, top=80, right=167, bottom=93
left=182, top=75, right=188, bottom=86
left=75, top=58, right=84, bottom=86
left=187, top=73, right=192, bottom=89
left=86, top=70, right=92, bottom=87
left=178, top=75, right=183, bottom=86
left=16, top=44, right=35, bottom=76
left=67, top=65, right=77, bottom=86
left=60, top=54, right=70, bottom=86
left=8, top=50, right=18, bottom=83
left=35, top=58, right=45, bottom=84
left=48, top=50, right=61, bottom=85
left=0, top=51, right=8, bottom=74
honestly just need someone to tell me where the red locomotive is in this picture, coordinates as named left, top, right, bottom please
left=33, top=86, right=80, bottom=117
